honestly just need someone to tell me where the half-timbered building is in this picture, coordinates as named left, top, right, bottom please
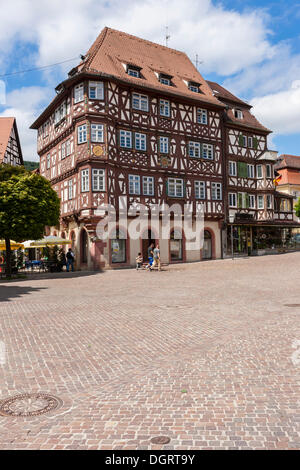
left=0, top=117, right=23, bottom=167
left=31, top=28, right=226, bottom=269
left=207, top=81, right=299, bottom=256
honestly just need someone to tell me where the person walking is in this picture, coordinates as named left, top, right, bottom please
left=66, top=248, right=75, bottom=272
left=151, top=244, right=161, bottom=271
left=146, top=242, right=154, bottom=270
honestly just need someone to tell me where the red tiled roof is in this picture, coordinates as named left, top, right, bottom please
left=275, top=155, right=300, bottom=170
left=77, top=27, right=222, bottom=106
left=206, top=80, right=271, bottom=133
left=0, top=117, right=15, bottom=163
left=206, top=80, right=250, bottom=107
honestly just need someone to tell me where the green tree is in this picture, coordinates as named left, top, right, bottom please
left=295, top=198, right=300, bottom=218
left=0, top=164, right=60, bottom=278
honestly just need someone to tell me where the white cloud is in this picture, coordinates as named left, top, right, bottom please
left=0, top=0, right=275, bottom=76
left=0, top=86, right=53, bottom=161
left=251, top=81, right=300, bottom=136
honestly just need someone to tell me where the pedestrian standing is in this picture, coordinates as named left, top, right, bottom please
left=66, top=248, right=75, bottom=272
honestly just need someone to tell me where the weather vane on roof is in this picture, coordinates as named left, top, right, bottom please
left=165, top=26, right=171, bottom=47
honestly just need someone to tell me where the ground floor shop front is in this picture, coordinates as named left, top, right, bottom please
left=226, top=224, right=300, bottom=257
left=57, top=218, right=222, bottom=270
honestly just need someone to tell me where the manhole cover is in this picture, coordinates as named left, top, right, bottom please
left=284, top=304, right=300, bottom=308
left=151, top=436, right=171, bottom=445
left=0, top=393, right=63, bottom=417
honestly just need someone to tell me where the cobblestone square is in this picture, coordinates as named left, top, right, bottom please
left=0, top=253, right=299, bottom=450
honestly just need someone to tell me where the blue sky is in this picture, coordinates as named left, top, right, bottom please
left=0, top=0, right=299, bottom=160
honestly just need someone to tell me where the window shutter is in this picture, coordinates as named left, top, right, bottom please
left=238, top=134, right=244, bottom=146
left=238, top=193, right=243, bottom=208
left=183, top=180, right=186, bottom=198
left=245, top=194, right=250, bottom=209
left=166, top=179, right=169, bottom=196
left=238, top=162, right=247, bottom=178
left=253, top=137, right=258, bottom=149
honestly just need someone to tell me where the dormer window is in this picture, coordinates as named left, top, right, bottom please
left=188, top=81, right=200, bottom=93
left=234, top=109, right=243, bottom=119
left=159, top=73, right=172, bottom=86
left=126, top=65, right=141, bottom=78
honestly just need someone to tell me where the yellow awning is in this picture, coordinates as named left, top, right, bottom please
left=0, top=240, right=24, bottom=250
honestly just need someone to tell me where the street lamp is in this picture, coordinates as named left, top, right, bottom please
left=229, top=214, right=235, bottom=260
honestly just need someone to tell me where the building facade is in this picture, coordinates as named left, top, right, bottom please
left=274, top=155, right=300, bottom=207
left=206, top=82, right=299, bottom=256
left=31, top=28, right=299, bottom=269
left=0, top=117, right=23, bottom=166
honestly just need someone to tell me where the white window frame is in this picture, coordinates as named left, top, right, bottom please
left=129, top=175, right=140, bottom=195
left=202, top=143, right=214, bottom=160
left=267, top=194, right=272, bottom=209
left=235, top=109, right=243, bottom=119
left=159, top=136, right=169, bottom=154
left=54, top=101, right=66, bottom=125
left=127, top=68, right=140, bottom=78
left=132, top=92, right=148, bottom=111
left=197, top=108, right=208, bottom=125
left=91, top=124, right=104, bottom=143
left=143, top=176, right=154, bottom=196
left=159, top=99, right=170, bottom=117
left=61, top=142, right=66, bottom=160
left=46, top=154, right=51, bottom=169
left=78, top=124, right=87, bottom=144
left=168, top=178, right=184, bottom=198
left=81, top=169, right=89, bottom=193
left=68, top=179, right=73, bottom=200
left=195, top=181, right=206, bottom=200
left=74, top=83, right=84, bottom=104
left=247, top=164, right=255, bottom=179
left=211, top=182, right=222, bottom=201
left=89, top=81, right=104, bottom=100
left=228, top=193, right=237, bottom=208
left=66, top=140, right=71, bottom=156
left=189, top=141, right=201, bottom=158
left=258, top=195, right=264, bottom=209
left=92, top=169, right=105, bottom=192
left=188, top=83, right=199, bottom=93
left=135, top=133, right=147, bottom=151
left=248, top=136, right=253, bottom=148
left=120, top=130, right=132, bottom=148
left=229, top=161, right=237, bottom=176
left=159, top=76, right=171, bottom=86
left=249, top=194, right=255, bottom=209
left=257, top=165, right=263, bottom=179
left=266, top=164, right=272, bottom=179
left=242, top=135, right=247, bottom=147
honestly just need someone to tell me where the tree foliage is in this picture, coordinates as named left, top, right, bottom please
left=0, top=164, right=60, bottom=277
left=295, top=198, right=300, bottom=218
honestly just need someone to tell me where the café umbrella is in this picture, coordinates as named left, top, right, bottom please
left=25, top=236, right=71, bottom=248
left=0, top=240, right=24, bottom=250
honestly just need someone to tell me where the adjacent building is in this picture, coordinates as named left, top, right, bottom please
left=274, top=155, right=300, bottom=207
left=206, top=82, right=298, bottom=256
left=0, top=117, right=23, bottom=166
left=30, top=27, right=300, bottom=269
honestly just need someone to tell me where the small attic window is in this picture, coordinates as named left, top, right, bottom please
left=234, top=109, right=243, bottom=119
left=188, top=81, right=200, bottom=93
left=127, top=65, right=141, bottom=78
left=159, top=73, right=172, bottom=86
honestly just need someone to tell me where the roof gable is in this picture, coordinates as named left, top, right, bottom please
left=0, top=117, right=23, bottom=165
left=77, top=27, right=221, bottom=106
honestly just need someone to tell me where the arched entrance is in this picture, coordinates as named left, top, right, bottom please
left=202, top=230, right=212, bottom=260
left=80, top=229, right=88, bottom=264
